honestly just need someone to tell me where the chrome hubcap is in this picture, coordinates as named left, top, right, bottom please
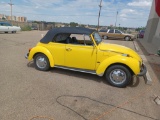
left=104, top=36, right=107, bottom=39
left=125, top=37, right=129, bottom=41
left=36, top=56, right=47, bottom=69
left=109, top=69, right=126, bottom=84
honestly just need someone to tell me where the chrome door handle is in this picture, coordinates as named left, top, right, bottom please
left=66, top=48, right=72, bottom=51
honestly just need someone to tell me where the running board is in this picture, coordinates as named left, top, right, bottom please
left=54, top=65, right=97, bottom=75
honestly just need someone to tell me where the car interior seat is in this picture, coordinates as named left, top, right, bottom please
left=72, top=37, right=78, bottom=44
left=66, top=37, right=72, bottom=44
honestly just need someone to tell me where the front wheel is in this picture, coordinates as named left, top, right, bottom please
left=34, top=53, right=50, bottom=71
left=105, top=65, right=132, bottom=88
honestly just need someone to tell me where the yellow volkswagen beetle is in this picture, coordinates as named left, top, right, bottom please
left=25, top=27, right=147, bottom=88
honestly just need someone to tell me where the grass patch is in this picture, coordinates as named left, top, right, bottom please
left=21, top=25, right=31, bottom=31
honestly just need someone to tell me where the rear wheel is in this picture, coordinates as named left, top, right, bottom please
left=12, top=31, right=16, bottom=33
left=124, top=36, right=131, bottom=41
left=104, top=36, right=108, bottom=40
left=105, top=65, right=132, bottom=88
left=34, top=53, right=50, bottom=71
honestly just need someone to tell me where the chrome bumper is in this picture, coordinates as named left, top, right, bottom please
left=137, top=64, right=147, bottom=76
left=25, top=53, right=29, bottom=59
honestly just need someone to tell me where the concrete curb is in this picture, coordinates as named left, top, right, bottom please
left=144, top=71, right=152, bottom=85
left=133, top=41, right=139, bottom=52
left=133, top=40, right=152, bottom=85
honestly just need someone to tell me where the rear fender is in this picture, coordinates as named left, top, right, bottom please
left=96, top=55, right=140, bottom=76
left=28, top=46, right=54, bottom=67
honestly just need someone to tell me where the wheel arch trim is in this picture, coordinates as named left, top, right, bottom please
left=28, top=46, right=54, bottom=67
left=96, top=56, right=140, bottom=76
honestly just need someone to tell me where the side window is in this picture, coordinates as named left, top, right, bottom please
left=84, top=35, right=93, bottom=46
left=108, top=29, right=114, bottom=33
left=3, top=23, right=6, bottom=26
left=0, top=23, right=4, bottom=26
left=70, top=34, right=93, bottom=46
left=99, top=29, right=107, bottom=32
left=52, top=34, right=69, bottom=44
left=93, top=32, right=102, bottom=45
left=5, top=23, right=11, bottom=26
left=0, top=23, right=11, bottom=26
left=115, top=30, right=121, bottom=33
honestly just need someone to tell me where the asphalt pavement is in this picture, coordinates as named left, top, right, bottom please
left=0, top=31, right=159, bottom=120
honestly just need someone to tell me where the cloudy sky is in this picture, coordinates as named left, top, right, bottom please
left=0, top=0, right=153, bottom=27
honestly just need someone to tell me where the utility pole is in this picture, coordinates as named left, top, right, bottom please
left=97, top=0, right=102, bottom=31
left=115, top=11, right=118, bottom=28
left=8, top=0, right=14, bottom=21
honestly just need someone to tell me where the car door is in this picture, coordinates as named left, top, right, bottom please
left=99, top=29, right=107, bottom=38
left=46, top=34, right=67, bottom=66
left=0, top=23, right=8, bottom=32
left=7, top=23, right=13, bottom=32
left=64, top=35, right=97, bottom=70
left=107, top=29, right=115, bottom=38
left=115, top=29, right=124, bottom=39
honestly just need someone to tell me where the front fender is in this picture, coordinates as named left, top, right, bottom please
left=28, top=46, right=54, bottom=67
left=96, top=55, right=140, bottom=76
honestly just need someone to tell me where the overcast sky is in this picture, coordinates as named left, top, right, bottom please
left=0, top=0, right=153, bottom=27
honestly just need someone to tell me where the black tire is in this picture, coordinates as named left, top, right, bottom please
left=104, top=36, right=108, bottom=40
left=12, top=31, right=16, bottom=33
left=105, top=65, right=132, bottom=88
left=124, top=36, right=131, bottom=41
left=34, top=53, right=50, bottom=71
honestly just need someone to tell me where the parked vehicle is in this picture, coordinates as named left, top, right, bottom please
left=0, top=22, right=21, bottom=33
left=31, top=26, right=38, bottom=30
left=99, top=29, right=136, bottom=41
left=25, top=27, right=147, bottom=88
left=138, top=30, right=145, bottom=38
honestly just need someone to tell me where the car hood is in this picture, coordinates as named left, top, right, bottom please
left=99, top=42, right=142, bottom=61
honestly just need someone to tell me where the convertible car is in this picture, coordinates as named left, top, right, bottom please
left=25, top=27, right=147, bottom=88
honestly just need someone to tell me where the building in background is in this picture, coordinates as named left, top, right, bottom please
left=141, top=0, right=160, bottom=53
left=0, top=14, right=27, bottom=22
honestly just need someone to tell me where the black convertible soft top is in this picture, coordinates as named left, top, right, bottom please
left=40, top=27, right=96, bottom=43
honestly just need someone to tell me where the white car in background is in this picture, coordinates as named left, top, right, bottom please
left=0, top=22, right=21, bottom=33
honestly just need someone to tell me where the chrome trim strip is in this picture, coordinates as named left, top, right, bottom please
left=54, top=66, right=97, bottom=75
left=137, top=64, right=147, bottom=76
left=25, top=53, right=29, bottom=59
left=100, top=50, right=124, bottom=54
left=97, top=73, right=104, bottom=77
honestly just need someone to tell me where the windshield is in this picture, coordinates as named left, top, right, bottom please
left=92, top=32, right=102, bottom=45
